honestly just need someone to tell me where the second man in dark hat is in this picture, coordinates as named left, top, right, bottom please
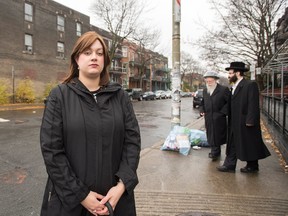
left=217, top=61, right=270, bottom=173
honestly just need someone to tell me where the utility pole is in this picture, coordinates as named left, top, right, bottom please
left=12, top=66, right=15, bottom=104
left=171, top=0, right=181, bottom=128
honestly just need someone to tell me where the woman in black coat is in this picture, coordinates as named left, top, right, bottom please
left=200, top=71, right=230, bottom=160
left=40, top=31, right=141, bottom=215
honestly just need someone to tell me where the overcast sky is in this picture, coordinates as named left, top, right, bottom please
left=53, top=0, right=218, bottom=66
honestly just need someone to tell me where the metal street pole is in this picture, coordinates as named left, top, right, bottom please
left=171, top=0, right=181, bottom=128
left=12, top=66, right=15, bottom=104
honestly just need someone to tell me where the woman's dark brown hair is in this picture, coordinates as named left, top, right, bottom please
left=63, top=31, right=110, bottom=86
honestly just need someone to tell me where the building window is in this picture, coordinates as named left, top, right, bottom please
left=130, top=52, right=135, bottom=61
left=122, top=47, right=128, bottom=57
left=24, top=3, right=33, bottom=22
left=111, top=60, right=115, bottom=70
left=122, top=63, right=128, bottom=73
left=57, top=42, right=64, bottom=58
left=114, top=60, right=118, bottom=69
left=57, top=15, right=65, bottom=32
left=25, top=34, right=33, bottom=53
left=76, top=22, right=82, bottom=36
left=108, top=40, right=112, bottom=50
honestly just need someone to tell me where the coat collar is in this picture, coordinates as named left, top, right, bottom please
left=211, top=83, right=220, bottom=96
left=67, top=78, right=122, bottom=106
left=232, top=78, right=246, bottom=98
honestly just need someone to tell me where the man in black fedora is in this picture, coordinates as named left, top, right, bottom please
left=217, top=61, right=271, bottom=173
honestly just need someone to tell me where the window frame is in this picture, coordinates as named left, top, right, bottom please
left=24, top=34, right=33, bottom=53
left=24, top=2, right=33, bottom=22
left=57, top=42, right=65, bottom=58
left=122, top=47, right=128, bottom=58
left=57, top=15, right=65, bottom=32
left=122, top=63, right=128, bottom=73
left=76, top=22, right=82, bottom=36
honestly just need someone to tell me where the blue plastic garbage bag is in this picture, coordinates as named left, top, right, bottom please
left=190, top=129, right=209, bottom=147
left=161, top=125, right=191, bottom=156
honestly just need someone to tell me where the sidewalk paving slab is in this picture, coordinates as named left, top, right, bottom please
left=135, top=117, right=288, bottom=216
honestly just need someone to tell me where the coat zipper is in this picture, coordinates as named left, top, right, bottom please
left=48, top=191, right=52, bottom=202
left=93, top=93, right=97, bottom=103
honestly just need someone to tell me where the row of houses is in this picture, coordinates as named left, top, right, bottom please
left=0, top=0, right=173, bottom=95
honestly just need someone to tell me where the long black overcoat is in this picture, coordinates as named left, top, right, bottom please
left=199, top=84, right=230, bottom=147
left=228, top=79, right=270, bottom=161
left=40, top=78, right=141, bottom=216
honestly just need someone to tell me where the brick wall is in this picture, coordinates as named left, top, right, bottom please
left=0, top=0, right=91, bottom=95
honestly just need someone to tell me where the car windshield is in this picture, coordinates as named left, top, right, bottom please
left=196, top=90, right=203, bottom=97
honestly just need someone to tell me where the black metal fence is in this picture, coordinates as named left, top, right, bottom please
left=261, top=95, right=288, bottom=163
left=261, top=95, right=288, bottom=136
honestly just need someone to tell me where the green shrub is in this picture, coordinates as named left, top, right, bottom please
left=15, top=78, right=36, bottom=103
left=43, top=81, right=58, bottom=99
left=182, top=81, right=192, bottom=92
left=0, top=79, right=10, bottom=104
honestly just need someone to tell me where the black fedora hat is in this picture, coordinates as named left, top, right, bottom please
left=225, top=61, right=249, bottom=72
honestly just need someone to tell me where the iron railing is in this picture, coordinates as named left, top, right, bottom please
left=261, top=95, right=288, bottom=136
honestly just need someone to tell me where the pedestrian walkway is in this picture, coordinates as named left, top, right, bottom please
left=0, top=103, right=44, bottom=111
left=135, top=117, right=288, bottom=216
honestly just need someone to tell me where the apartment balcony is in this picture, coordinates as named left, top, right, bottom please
left=114, top=48, right=123, bottom=59
left=110, top=66, right=126, bottom=75
left=154, top=67, right=169, bottom=73
left=129, top=60, right=141, bottom=67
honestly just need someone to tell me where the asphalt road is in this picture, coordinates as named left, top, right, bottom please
left=133, top=97, right=200, bottom=148
left=0, top=97, right=199, bottom=216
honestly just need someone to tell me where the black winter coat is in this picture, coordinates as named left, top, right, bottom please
left=228, top=79, right=270, bottom=161
left=199, top=84, right=230, bottom=147
left=40, top=78, right=141, bottom=216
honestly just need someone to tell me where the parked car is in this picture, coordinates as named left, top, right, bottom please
left=124, top=88, right=143, bottom=101
left=155, top=90, right=166, bottom=99
left=193, top=89, right=204, bottom=108
left=143, top=91, right=156, bottom=100
left=164, top=90, right=172, bottom=99
left=180, top=91, right=193, bottom=97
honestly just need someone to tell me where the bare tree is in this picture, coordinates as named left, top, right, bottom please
left=197, top=0, right=286, bottom=89
left=181, top=52, right=196, bottom=77
left=131, top=27, right=161, bottom=88
left=218, top=76, right=230, bottom=87
left=91, top=0, right=145, bottom=60
left=180, top=52, right=204, bottom=91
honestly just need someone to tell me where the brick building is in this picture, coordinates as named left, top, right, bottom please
left=0, top=0, right=92, bottom=95
left=121, top=40, right=169, bottom=91
left=0, top=0, right=170, bottom=99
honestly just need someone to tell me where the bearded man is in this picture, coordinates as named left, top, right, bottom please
left=217, top=62, right=271, bottom=173
left=199, top=71, right=230, bottom=161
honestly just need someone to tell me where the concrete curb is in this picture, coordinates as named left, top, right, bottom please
left=0, top=103, right=44, bottom=111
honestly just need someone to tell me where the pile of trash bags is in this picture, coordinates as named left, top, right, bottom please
left=161, top=125, right=209, bottom=156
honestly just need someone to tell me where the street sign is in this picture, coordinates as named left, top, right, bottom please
left=174, top=0, right=181, bottom=22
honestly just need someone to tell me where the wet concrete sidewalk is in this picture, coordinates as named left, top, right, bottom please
left=135, top=117, right=288, bottom=216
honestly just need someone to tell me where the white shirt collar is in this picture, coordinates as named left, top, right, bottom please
left=232, top=77, right=243, bottom=89
left=231, top=77, right=243, bottom=94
